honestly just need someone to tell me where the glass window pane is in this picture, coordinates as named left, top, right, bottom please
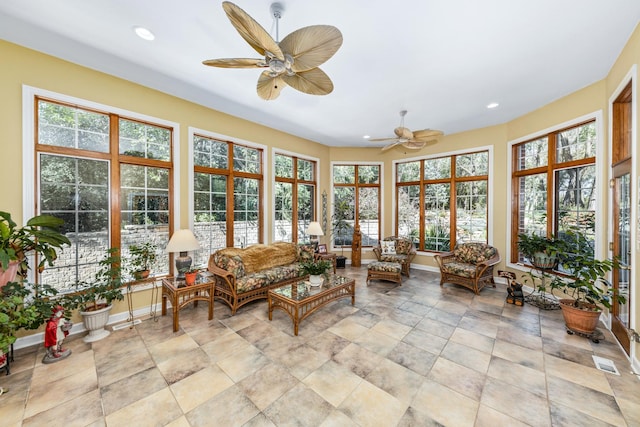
left=424, top=183, right=451, bottom=251
left=424, top=157, right=451, bottom=180
left=456, top=152, right=488, bottom=177
left=358, top=187, right=379, bottom=246
left=193, top=173, right=227, bottom=266
left=456, top=181, right=487, bottom=243
left=194, top=136, right=228, bottom=169
left=398, top=185, right=421, bottom=246
left=397, top=161, right=420, bottom=182
left=556, top=165, right=596, bottom=251
left=234, top=177, right=260, bottom=247
left=556, top=122, right=596, bottom=163
left=297, top=159, right=314, bottom=181
left=38, top=154, right=109, bottom=290
left=275, top=154, right=293, bottom=178
left=518, top=173, right=547, bottom=240
left=275, top=182, right=293, bottom=241
left=38, top=100, right=109, bottom=152
left=358, top=165, right=379, bottom=184
left=119, top=119, right=171, bottom=161
left=233, top=145, right=261, bottom=173
left=517, top=137, right=548, bottom=171
left=333, top=187, right=355, bottom=246
left=333, top=165, right=355, bottom=184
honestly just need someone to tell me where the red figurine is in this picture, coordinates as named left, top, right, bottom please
left=42, top=305, right=72, bottom=364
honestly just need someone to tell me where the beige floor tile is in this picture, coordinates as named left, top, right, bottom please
left=544, top=353, right=614, bottom=395
left=22, top=389, right=103, bottom=427
left=263, top=382, right=333, bottom=426
left=237, top=363, right=299, bottom=411
left=187, top=385, right=259, bottom=426
left=428, top=357, right=486, bottom=401
left=441, top=340, right=492, bottom=373
left=106, top=387, right=182, bottom=426
left=339, top=380, right=407, bottom=427
left=402, top=327, right=448, bottom=354
left=319, top=409, right=359, bottom=427
left=148, top=333, right=200, bottom=364
left=354, top=328, right=399, bottom=356
left=365, top=357, right=424, bottom=405
left=216, top=344, right=271, bottom=382
left=171, top=365, right=234, bottom=413
left=412, top=379, right=479, bottom=427
left=200, top=331, right=251, bottom=362
left=550, top=401, right=621, bottom=427
left=487, top=355, right=547, bottom=397
left=481, top=377, right=551, bottom=427
left=101, top=366, right=168, bottom=415
left=303, top=360, right=362, bottom=407
left=157, top=347, right=211, bottom=385
left=413, top=316, right=456, bottom=339
left=371, top=318, right=413, bottom=340
left=492, top=339, right=545, bottom=371
left=617, top=396, right=640, bottom=427
left=449, top=327, right=495, bottom=353
left=327, top=317, right=371, bottom=341
left=475, top=404, right=531, bottom=427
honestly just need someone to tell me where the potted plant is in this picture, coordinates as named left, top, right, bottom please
left=184, top=268, right=199, bottom=286
left=128, top=242, right=157, bottom=280
left=548, top=232, right=625, bottom=340
left=0, top=211, right=70, bottom=287
left=62, top=248, right=124, bottom=342
left=517, top=232, right=566, bottom=269
left=331, top=200, right=353, bottom=268
left=301, top=259, right=332, bottom=286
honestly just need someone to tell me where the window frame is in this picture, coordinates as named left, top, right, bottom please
left=507, top=111, right=606, bottom=269
left=394, top=148, right=492, bottom=253
left=330, top=161, right=383, bottom=250
left=23, top=86, right=180, bottom=287
left=272, top=149, right=319, bottom=243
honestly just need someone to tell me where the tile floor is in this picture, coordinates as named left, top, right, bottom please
left=1, top=267, right=639, bottom=427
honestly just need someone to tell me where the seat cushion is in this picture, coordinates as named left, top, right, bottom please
left=441, top=261, right=477, bottom=278
left=368, top=261, right=402, bottom=273
left=453, top=243, right=497, bottom=264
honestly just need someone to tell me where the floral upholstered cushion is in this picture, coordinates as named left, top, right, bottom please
left=297, top=243, right=316, bottom=262
left=236, top=263, right=305, bottom=293
left=213, top=253, right=246, bottom=278
left=441, top=261, right=477, bottom=278
left=453, top=243, right=497, bottom=265
left=369, top=261, right=402, bottom=273
left=395, top=238, right=414, bottom=255
left=378, top=253, right=408, bottom=264
left=381, top=240, right=396, bottom=255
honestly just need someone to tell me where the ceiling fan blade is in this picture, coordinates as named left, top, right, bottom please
left=381, top=140, right=403, bottom=152
left=279, top=25, right=343, bottom=72
left=202, top=58, right=266, bottom=68
left=369, top=137, right=400, bottom=142
left=222, top=1, right=283, bottom=59
left=403, top=141, right=427, bottom=150
left=257, top=71, right=287, bottom=100
left=282, top=67, right=333, bottom=95
left=412, top=129, right=444, bottom=139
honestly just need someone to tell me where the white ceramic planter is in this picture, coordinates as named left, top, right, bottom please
left=309, top=275, right=323, bottom=286
left=80, top=304, right=113, bottom=343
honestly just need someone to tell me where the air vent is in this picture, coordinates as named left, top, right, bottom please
left=592, top=355, right=620, bottom=375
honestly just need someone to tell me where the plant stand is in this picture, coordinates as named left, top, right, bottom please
left=566, top=326, right=605, bottom=343
left=524, top=265, right=560, bottom=310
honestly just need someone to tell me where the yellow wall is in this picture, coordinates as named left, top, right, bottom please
left=3, top=17, right=640, bottom=363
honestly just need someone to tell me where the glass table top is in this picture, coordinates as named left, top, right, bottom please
left=271, top=275, right=353, bottom=302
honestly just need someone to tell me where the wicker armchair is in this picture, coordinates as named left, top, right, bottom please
left=372, top=236, right=416, bottom=277
left=434, top=242, right=500, bottom=294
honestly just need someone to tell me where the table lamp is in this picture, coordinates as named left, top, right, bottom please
left=165, top=229, right=201, bottom=279
left=306, top=221, right=324, bottom=250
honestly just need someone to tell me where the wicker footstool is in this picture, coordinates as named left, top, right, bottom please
left=367, top=261, right=402, bottom=285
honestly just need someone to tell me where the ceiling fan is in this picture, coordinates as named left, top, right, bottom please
left=370, top=110, right=444, bottom=151
left=202, top=1, right=343, bottom=100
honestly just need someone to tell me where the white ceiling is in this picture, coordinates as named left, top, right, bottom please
left=1, top=1, right=639, bottom=148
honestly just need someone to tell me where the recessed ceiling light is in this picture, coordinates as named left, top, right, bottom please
left=134, top=26, right=155, bottom=41
left=363, top=135, right=370, bottom=139
left=487, top=102, right=499, bottom=109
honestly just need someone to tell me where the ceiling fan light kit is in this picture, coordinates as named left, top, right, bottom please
left=203, top=1, right=343, bottom=100
left=369, top=110, right=444, bottom=151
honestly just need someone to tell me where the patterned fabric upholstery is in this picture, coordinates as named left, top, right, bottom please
left=368, top=261, right=402, bottom=273
left=212, top=252, right=246, bottom=278
left=434, top=242, right=500, bottom=294
left=297, top=243, right=316, bottom=262
left=236, top=263, right=304, bottom=294
left=374, top=236, right=417, bottom=277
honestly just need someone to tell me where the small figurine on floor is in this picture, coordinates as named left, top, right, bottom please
left=499, top=270, right=524, bottom=306
left=42, top=305, right=73, bottom=364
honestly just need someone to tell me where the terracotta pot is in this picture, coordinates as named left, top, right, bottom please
left=559, top=298, right=601, bottom=334
left=133, top=269, right=150, bottom=280
left=0, top=260, right=20, bottom=289
left=185, top=272, right=197, bottom=286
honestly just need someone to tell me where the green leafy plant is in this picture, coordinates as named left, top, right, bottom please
left=0, top=281, right=39, bottom=353
left=0, top=211, right=70, bottom=276
left=62, top=248, right=124, bottom=312
left=517, top=232, right=567, bottom=269
left=128, top=242, right=157, bottom=279
left=301, top=259, right=331, bottom=276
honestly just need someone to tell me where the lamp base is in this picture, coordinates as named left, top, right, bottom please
left=175, top=252, right=192, bottom=280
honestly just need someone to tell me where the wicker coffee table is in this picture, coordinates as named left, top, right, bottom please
left=268, top=275, right=355, bottom=335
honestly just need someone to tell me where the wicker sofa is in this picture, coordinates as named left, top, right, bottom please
left=208, top=241, right=313, bottom=315
left=434, top=242, right=500, bottom=294
left=372, top=236, right=417, bottom=277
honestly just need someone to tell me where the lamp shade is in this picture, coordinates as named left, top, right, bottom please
left=306, top=221, right=324, bottom=236
left=165, top=229, right=202, bottom=253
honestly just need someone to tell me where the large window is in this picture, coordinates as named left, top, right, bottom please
left=192, top=134, right=263, bottom=266
left=511, top=120, right=596, bottom=263
left=332, top=164, right=381, bottom=248
left=396, top=151, right=489, bottom=252
left=274, top=153, right=317, bottom=242
left=35, top=97, right=173, bottom=290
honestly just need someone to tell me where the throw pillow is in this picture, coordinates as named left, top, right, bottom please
left=381, top=240, right=396, bottom=255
